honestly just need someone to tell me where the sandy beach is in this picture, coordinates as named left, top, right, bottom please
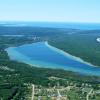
left=45, top=41, right=98, bottom=68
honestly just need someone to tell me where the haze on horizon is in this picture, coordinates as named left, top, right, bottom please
left=0, top=0, right=100, bottom=23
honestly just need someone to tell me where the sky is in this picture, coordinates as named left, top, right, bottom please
left=0, top=0, right=100, bottom=23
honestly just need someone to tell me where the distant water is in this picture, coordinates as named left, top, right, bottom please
left=1, top=35, right=24, bottom=37
left=6, top=42, right=100, bottom=76
left=1, top=22, right=100, bottom=30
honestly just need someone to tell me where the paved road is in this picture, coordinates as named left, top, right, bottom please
left=57, top=89, right=62, bottom=100
left=86, top=89, right=93, bottom=100
left=31, top=84, right=35, bottom=100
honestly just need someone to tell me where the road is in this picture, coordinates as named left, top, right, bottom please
left=57, top=89, right=69, bottom=100
left=31, top=84, right=35, bottom=100
left=57, top=89, right=62, bottom=100
left=86, top=89, right=93, bottom=100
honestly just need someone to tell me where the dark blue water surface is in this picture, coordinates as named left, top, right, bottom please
left=6, top=42, right=100, bottom=76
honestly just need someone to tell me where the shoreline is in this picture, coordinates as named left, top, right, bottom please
left=5, top=41, right=100, bottom=76
left=45, top=41, right=98, bottom=68
left=5, top=47, right=68, bottom=70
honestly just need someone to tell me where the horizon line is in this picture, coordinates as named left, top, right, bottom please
left=0, top=20, right=100, bottom=24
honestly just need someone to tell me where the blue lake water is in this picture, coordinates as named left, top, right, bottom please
left=6, top=42, right=100, bottom=76
left=1, top=22, right=100, bottom=30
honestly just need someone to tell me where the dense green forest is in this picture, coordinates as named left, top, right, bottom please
left=49, top=31, right=100, bottom=67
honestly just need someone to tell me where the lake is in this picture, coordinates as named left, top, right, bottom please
left=1, top=22, right=100, bottom=30
left=5, top=41, right=100, bottom=76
